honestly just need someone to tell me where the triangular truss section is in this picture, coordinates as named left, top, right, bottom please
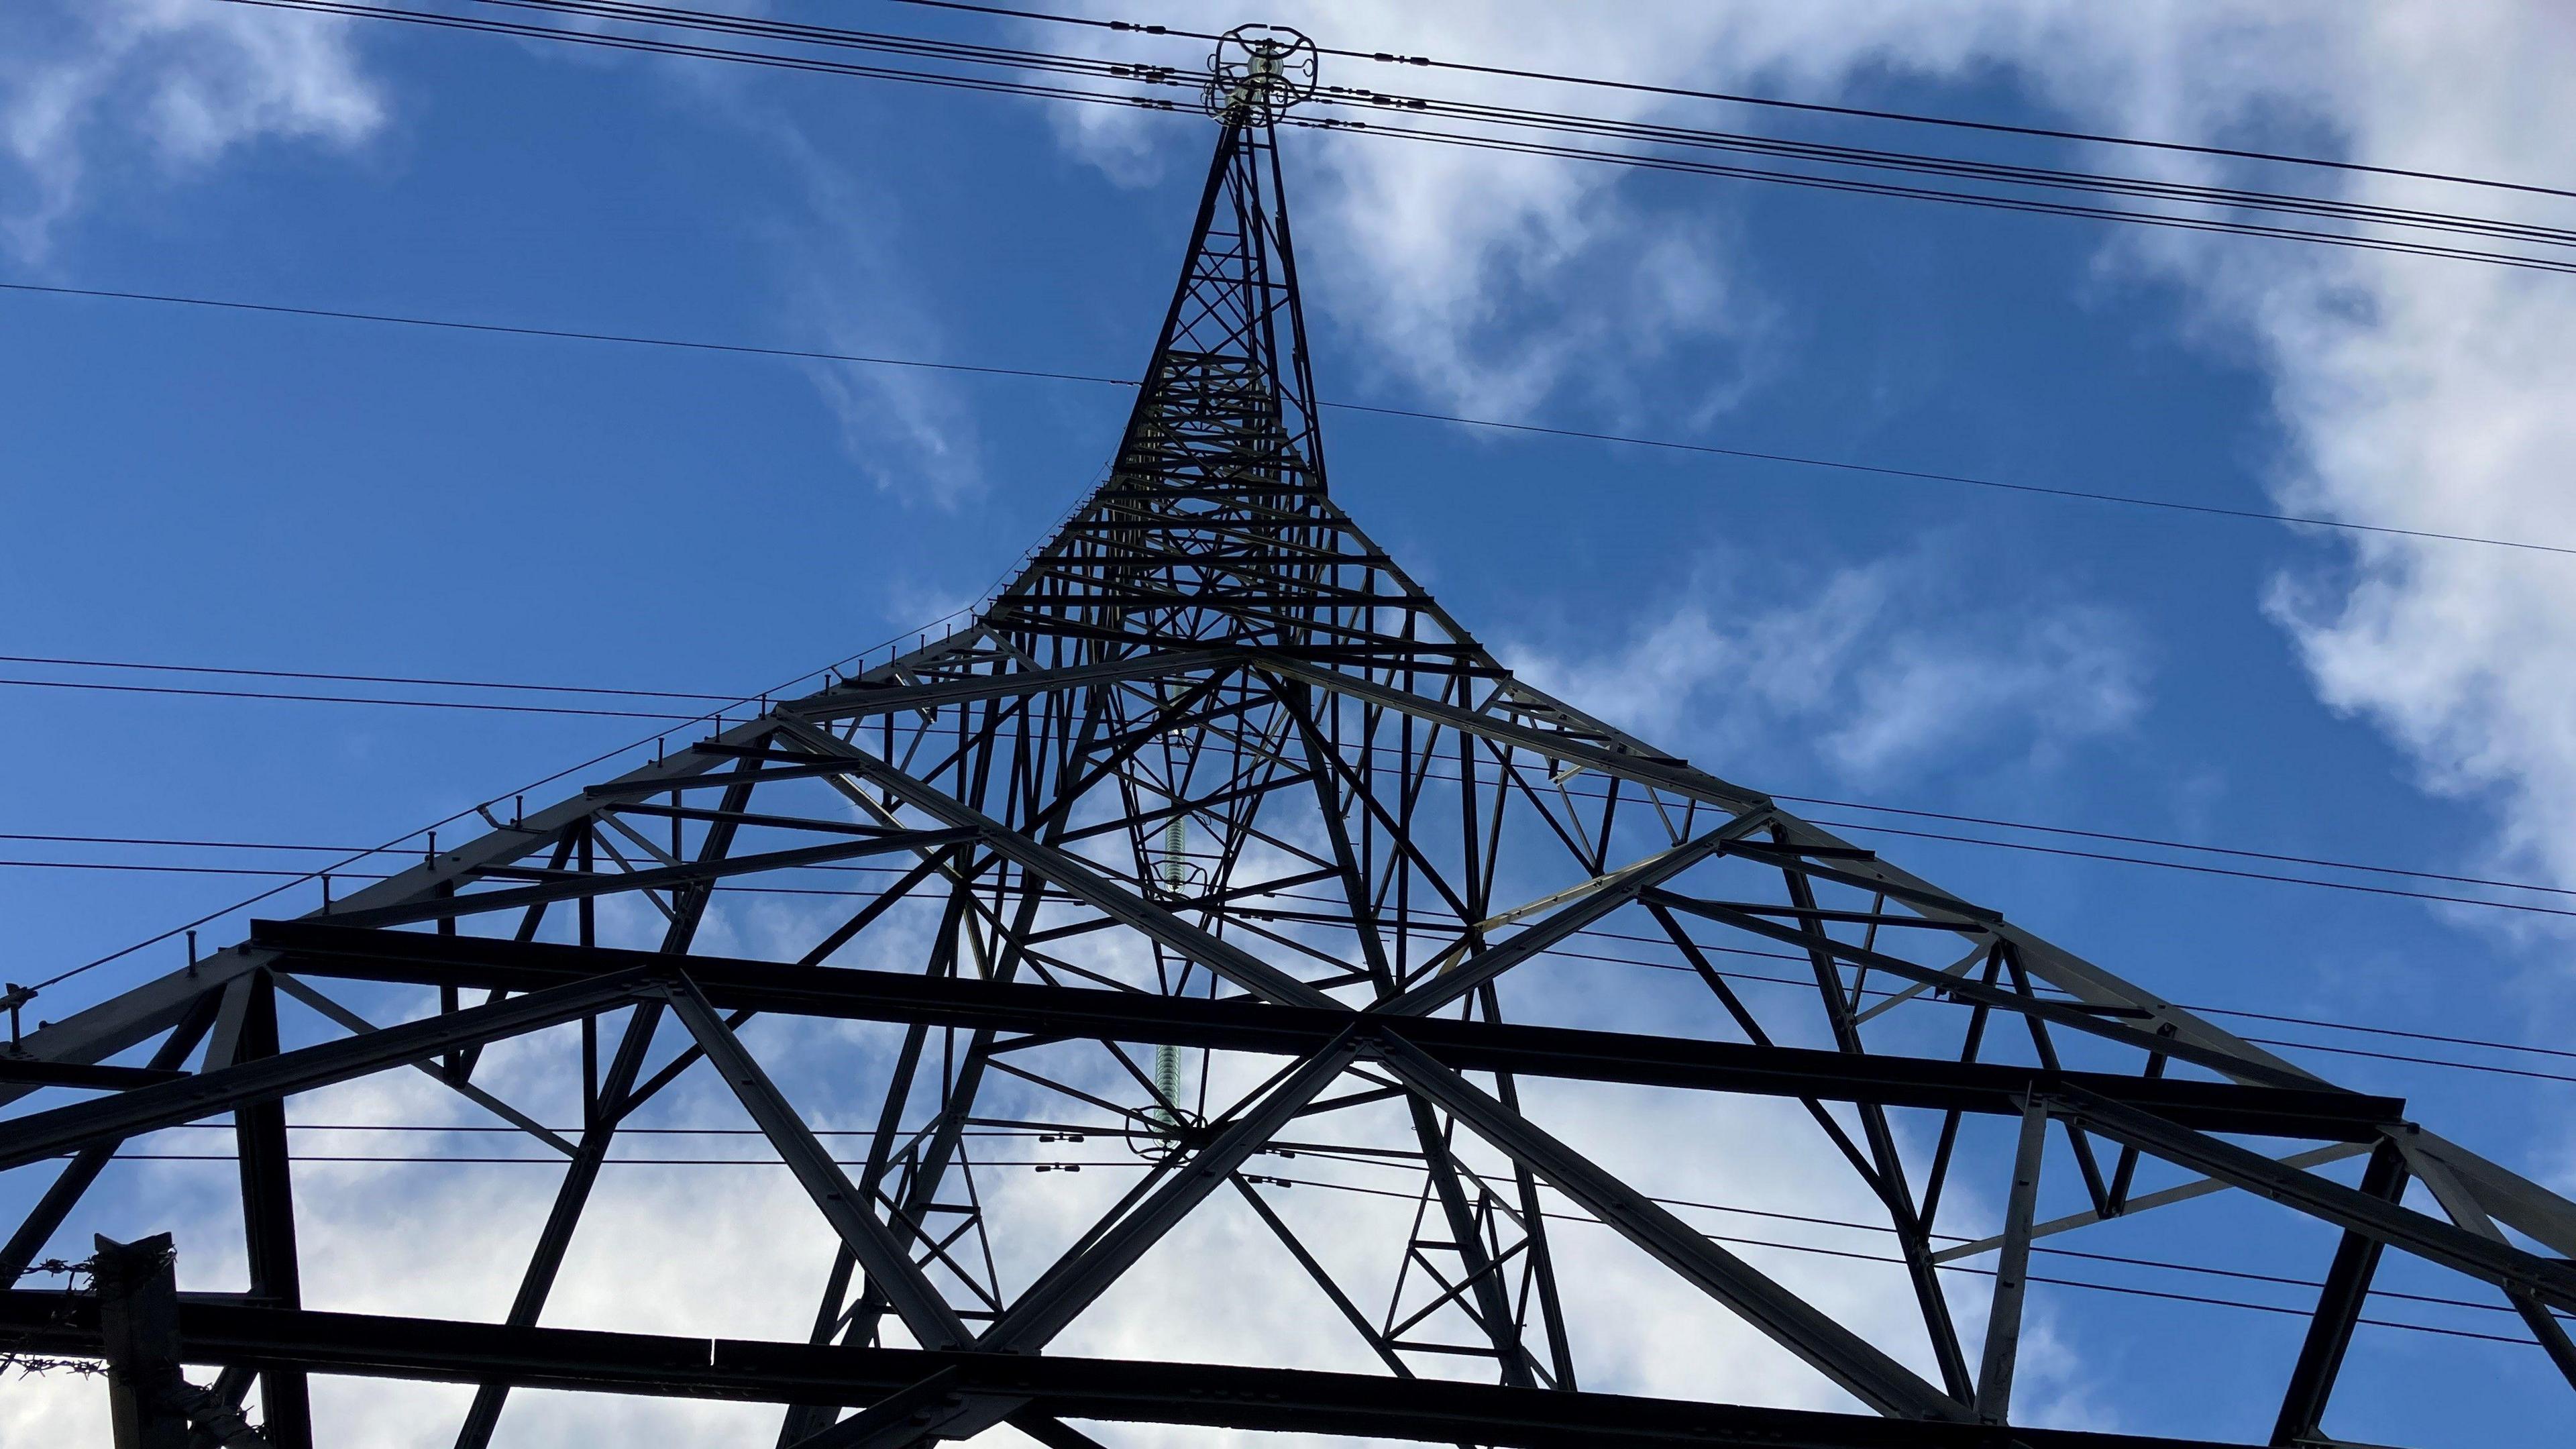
left=6, top=49, right=2573, bottom=1449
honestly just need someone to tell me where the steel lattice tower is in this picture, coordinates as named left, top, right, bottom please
left=5, top=28, right=2573, bottom=1449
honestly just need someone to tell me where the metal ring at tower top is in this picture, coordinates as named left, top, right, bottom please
left=1203, top=24, right=1320, bottom=123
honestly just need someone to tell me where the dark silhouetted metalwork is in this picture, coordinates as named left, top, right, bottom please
left=5, top=43, right=2572, bottom=1449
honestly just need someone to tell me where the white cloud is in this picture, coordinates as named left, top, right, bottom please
left=0, top=0, right=384, bottom=258
left=1507, top=547, right=2147, bottom=786
left=760, top=123, right=990, bottom=508
left=1040, top=2, right=2576, bottom=910
left=609, top=43, right=994, bottom=510
left=2017, top=5, right=2576, bottom=912
left=2249, top=252, right=2576, bottom=896
left=1, top=1, right=985, bottom=506
left=16, top=1, right=2576, bottom=1440
left=1042, top=2, right=1825, bottom=417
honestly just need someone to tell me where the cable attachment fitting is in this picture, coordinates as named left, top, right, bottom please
left=2, top=983, right=33, bottom=1052
left=1203, top=24, right=1318, bottom=123
left=1124, top=1102, right=1206, bottom=1163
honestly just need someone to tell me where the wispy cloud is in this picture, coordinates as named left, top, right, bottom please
left=1507, top=546, right=2147, bottom=788
left=1035, top=1, right=2576, bottom=918
left=661, top=64, right=990, bottom=509
left=0, top=0, right=384, bottom=259
left=2035, top=5, right=2576, bottom=916
left=2248, top=253, right=2576, bottom=904
left=1038, top=2, right=1835, bottom=419
left=15, top=2, right=2576, bottom=1440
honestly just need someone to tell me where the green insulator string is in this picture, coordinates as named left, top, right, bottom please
left=1156, top=812, right=1188, bottom=1125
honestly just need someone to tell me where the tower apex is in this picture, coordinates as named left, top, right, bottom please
left=1204, top=23, right=1319, bottom=123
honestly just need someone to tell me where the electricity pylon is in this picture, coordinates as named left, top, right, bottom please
left=5, top=26, right=2573, bottom=1449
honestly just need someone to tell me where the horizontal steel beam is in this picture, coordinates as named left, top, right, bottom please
left=0, top=949, right=266, bottom=1112
left=0, top=1057, right=186, bottom=1091
left=1243, top=651, right=1767, bottom=810
left=249, top=923, right=2404, bottom=1140
left=2057, top=1087, right=2576, bottom=1312
left=0, top=1293, right=2247, bottom=1449
left=324, top=830, right=976, bottom=930
left=1649, top=893, right=2320, bottom=1091
left=0, top=967, right=654, bottom=1171
left=784, top=650, right=1235, bottom=723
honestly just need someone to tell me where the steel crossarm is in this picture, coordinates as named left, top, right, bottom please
left=2053, top=1086, right=2576, bottom=1312
left=318, top=830, right=979, bottom=930
left=0, top=996, right=220, bottom=1283
left=0, top=967, right=661, bottom=1171
left=1646, top=892, right=2327, bottom=1092
left=15, top=50, right=2576, bottom=1445
left=0, top=1293, right=2263, bottom=1449
left=0, top=714, right=786, bottom=1112
left=1244, top=650, right=1772, bottom=812
left=784, top=649, right=1236, bottom=724
left=242, top=922, right=2408, bottom=1140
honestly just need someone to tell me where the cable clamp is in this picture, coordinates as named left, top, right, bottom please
left=1, top=982, right=33, bottom=1051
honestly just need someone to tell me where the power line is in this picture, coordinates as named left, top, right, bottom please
left=1320, top=42, right=2576, bottom=205
left=547, top=0, right=2576, bottom=268
left=10, top=278, right=2573, bottom=559
left=96, top=1132, right=2534, bottom=1322
left=9, top=766, right=2569, bottom=922
left=506, top=0, right=2576, bottom=266
left=14, top=458, right=1114, bottom=997
left=1298, top=83, right=2576, bottom=254
left=0, top=676, right=704, bottom=722
left=230, top=0, right=2576, bottom=278
left=103, top=1122, right=2388, bottom=1321
left=1776, top=794, right=2576, bottom=900
left=17, top=860, right=2562, bottom=1083
left=9, top=836, right=2571, bottom=1083
left=129, top=1118, right=2564, bottom=1285
left=0, top=653, right=742, bottom=702
left=0, top=281, right=1133, bottom=388
left=9, top=658, right=2572, bottom=918
left=1524, top=947, right=2576, bottom=1087
left=1534, top=924, right=2576, bottom=1065
left=1216, top=759, right=2576, bottom=908
left=15, top=826, right=2568, bottom=1067
left=13, top=618, right=967, bottom=995
left=1310, top=116, right=2576, bottom=276
left=518, top=0, right=2576, bottom=252
left=85, top=1145, right=2557, bottom=1346
left=1794, top=815, right=2576, bottom=920
left=886, top=0, right=2576, bottom=201
left=1324, top=400, right=2576, bottom=558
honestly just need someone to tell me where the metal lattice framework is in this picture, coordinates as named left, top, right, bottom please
left=6, top=70, right=2575, bottom=1449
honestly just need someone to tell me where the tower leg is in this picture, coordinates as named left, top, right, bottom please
left=92, top=1234, right=275, bottom=1449
left=94, top=1233, right=189, bottom=1449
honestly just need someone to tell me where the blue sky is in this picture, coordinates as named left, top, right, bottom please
left=5, top=2, right=2575, bottom=1444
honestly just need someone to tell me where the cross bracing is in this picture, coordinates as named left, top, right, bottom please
left=5, top=59, right=2575, bottom=1449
